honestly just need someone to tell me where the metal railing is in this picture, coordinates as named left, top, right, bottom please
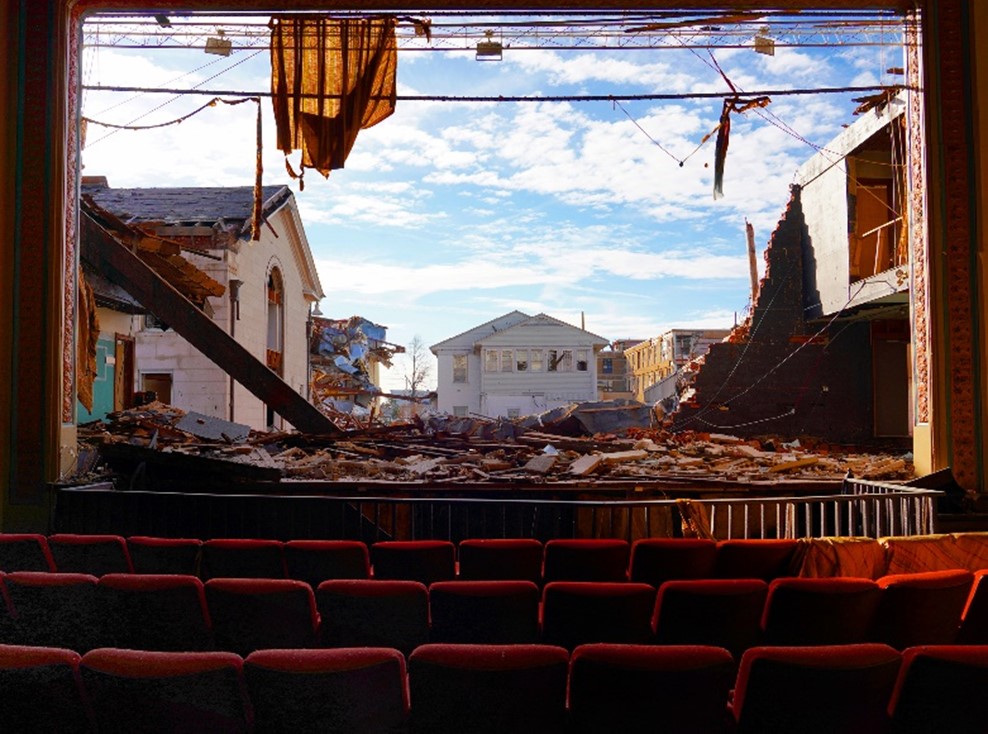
left=52, top=479, right=941, bottom=542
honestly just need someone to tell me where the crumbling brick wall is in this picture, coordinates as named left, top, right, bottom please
left=672, top=186, right=901, bottom=447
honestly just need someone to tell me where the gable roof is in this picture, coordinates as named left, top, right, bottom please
left=430, top=310, right=530, bottom=352
left=81, top=182, right=292, bottom=236
left=477, top=312, right=609, bottom=346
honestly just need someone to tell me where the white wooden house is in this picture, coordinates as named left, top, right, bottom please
left=431, top=311, right=609, bottom=419
left=82, top=181, right=324, bottom=430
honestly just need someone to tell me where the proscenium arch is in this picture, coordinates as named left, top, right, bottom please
left=0, top=0, right=982, bottom=531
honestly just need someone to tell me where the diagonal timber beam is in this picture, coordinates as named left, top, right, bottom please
left=81, top=211, right=342, bottom=436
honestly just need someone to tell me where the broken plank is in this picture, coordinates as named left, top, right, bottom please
left=569, top=454, right=604, bottom=476
left=768, top=457, right=821, bottom=473
left=523, top=455, right=558, bottom=474
left=599, top=449, right=650, bottom=465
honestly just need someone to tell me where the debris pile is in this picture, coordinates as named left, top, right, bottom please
left=309, top=315, right=403, bottom=416
left=75, top=401, right=915, bottom=487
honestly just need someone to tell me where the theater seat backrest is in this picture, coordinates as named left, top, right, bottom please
left=569, top=643, right=735, bottom=734
left=81, top=647, right=250, bottom=734
left=733, top=644, right=902, bottom=734
left=245, top=647, right=408, bottom=733
left=409, top=643, right=569, bottom=734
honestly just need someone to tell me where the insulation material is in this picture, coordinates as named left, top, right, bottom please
left=271, top=16, right=397, bottom=185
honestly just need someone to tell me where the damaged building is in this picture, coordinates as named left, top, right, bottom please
left=309, top=315, right=403, bottom=416
left=431, top=311, right=609, bottom=419
left=81, top=180, right=324, bottom=431
left=672, top=97, right=912, bottom=447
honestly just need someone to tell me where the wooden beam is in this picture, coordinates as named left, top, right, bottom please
left=82, top=212, right=342, bottom=436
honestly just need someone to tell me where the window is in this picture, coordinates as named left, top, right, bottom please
left=530, top=350, right=544, bottom=372
left=576, top=350, right=588, bottom=371
left=560, top=350, right=573, bottom=371
left=485, top=349, right=499, bottom=372
left=602, top=358, right=613, bottom=374
left=547, top=349, right=559, bottom=372
left=500, top=349, right=513, bottom=372
left=506, top=408, right=520, bottom=419
left=675, top=334, right=693, bottom=359
left=453, top=405, right=468, bottom=417
left=143, top=313, right=169, bottom=331
left=453, top=354, right=468, bottom=383
left=141, top=373, right=172, bottom=404
left=516, top=349, right=528, bottom=371
left=267, top=268, right=285, bottom=374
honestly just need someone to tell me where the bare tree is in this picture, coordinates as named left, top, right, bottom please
left=404, top=335, right=432, bottom=403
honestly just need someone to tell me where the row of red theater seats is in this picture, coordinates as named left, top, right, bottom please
left=0, top=533, right=808, bottom=585
left=0, top=640, right=985, bottom=733
left=3, top=570, right=988, bottom=657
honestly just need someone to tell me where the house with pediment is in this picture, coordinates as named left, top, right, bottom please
left=431, top=311, right=609, bottom=419
left=82, top=180, right=324, bottom=430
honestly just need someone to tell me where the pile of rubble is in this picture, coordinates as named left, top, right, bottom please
left=75, top=401, right=914, bottom=487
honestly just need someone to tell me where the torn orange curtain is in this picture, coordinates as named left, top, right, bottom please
left=77, top=267, right=100, bottom=413
left=271, top=16, right=397, bottom=186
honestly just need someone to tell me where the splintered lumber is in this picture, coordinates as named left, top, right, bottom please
left=768, top=456, right=821, bottom=473
left=523, top=455, right=558, bottom=474
left=599, top=450, right=650, bottom=465
left=569, top=454, right=604, bottom=476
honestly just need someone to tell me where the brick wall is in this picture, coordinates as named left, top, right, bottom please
left=672, top=186, right=902, bottom=447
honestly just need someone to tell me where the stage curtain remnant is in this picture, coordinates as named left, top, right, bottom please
left=271, top=16, right=397, bottom=187
left=77, top=267, right=100, bottom=413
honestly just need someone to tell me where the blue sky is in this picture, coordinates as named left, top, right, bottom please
left=79, top=14, right=899, bottom=390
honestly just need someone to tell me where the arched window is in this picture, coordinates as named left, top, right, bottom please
left=266, top=267, right=285, bottom=375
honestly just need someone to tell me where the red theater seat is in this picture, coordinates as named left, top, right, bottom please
left=97, top=573, right=213, bottom=651
left=653, top=578, right=768, bottom=658
left=888, top=645, right=988, bottom=734
left=430, top=580, right=540, bottom=644
left=958, top=569, right=988, bottom=644
left=0, top=643, right=91, bottom=734
left=872, top=569, right=973, bottom=648
left=283, top=539, right=370, bottom=586
left=0, top=533, right=57, bottom=572
left=409, top=643, right=569, bottom=734
left=205, top=577, right=318, bottom=656
left=569, top=643, right=735, bottom=734
left=3, top=571, right=101, bottom=651
left=127, top=536, right=202, bottom=576
left=732, top=644, right=902, bottom=734
left=47, top=534, right=133, bottom=576
left=245, top=647, right=408, bottom=734
left=317, top=579, right=429, bottom=655
left=714, top=539, right=799, bottom=581
left=541, top=581, right=655, bottom=650
left=629, top=538, right=718, bottom=587
left=370, top=540, right=456, bottom=585
left=458, top=538, right=543, bottom=584
left=81, top=648, right=250, bottom=734
left=542, top=539, right=630, bottom=583
left=200, top=538, right=286, bottom=580
left=761, top=577, right=882, bottom=646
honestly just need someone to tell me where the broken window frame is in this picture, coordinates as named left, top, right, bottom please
left=576, top=349, right=589, bottom=372
left=559, top=350, right=573, bottom=372
left=547, top=349, right=559, bottom=372
left=516, top=349, right=528, bottom=372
